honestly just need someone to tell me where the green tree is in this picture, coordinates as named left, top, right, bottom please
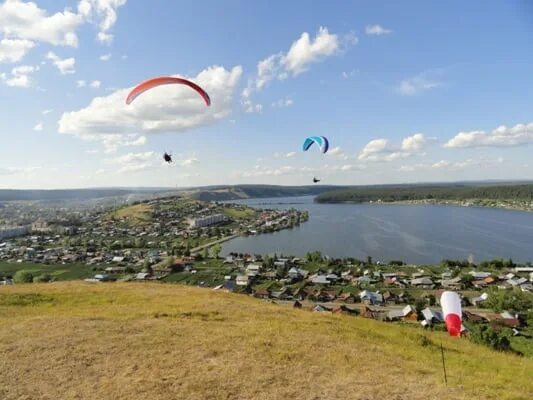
left=13, top=271, right=34, bottom=283
left=202, top=247, right=209, bottom=260
left=485, top=289, right=533, bottom=313
left=212, top=243, right=222, bottom=259
left=468, top=324, right=511, bottom=351
left=34, top=274, right=53, bottom=283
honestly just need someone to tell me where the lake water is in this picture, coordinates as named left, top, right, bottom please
left=222, top=196, right=533, bottom=264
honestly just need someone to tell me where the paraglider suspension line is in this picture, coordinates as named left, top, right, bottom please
left=440, top=342, right=448, bottom=385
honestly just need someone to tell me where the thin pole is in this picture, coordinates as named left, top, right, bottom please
left=440, top=342, right=448, bottom=385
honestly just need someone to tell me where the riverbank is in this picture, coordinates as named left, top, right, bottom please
left=328, top=198, right=533, bottom=212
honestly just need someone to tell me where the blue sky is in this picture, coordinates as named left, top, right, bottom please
left=1, top=0, right=533, bottom=189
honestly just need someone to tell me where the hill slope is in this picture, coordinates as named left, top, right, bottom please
left=1, top=282, right=531, bottom=400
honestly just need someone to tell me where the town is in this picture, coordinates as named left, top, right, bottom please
left=0, top=195, right=532, bottom=356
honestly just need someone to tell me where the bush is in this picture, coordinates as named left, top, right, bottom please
left=33, top=274, right=53, bottom=283
left=468, top=324, right=511, bottom=352
left=13, top=270, right=34, bottom=284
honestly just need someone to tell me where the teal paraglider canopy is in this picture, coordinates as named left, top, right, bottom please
left=302, top=136, right=329, bottom=154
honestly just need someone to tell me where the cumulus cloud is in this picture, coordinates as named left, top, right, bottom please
left=242, top=27, right=352, bottom=110
left=90, top=80, right=101, bottom=88
left=398, top=73, right=442, bottom=96
left=341, top=69, right=357, bottom=79
left=365, top=24, right=392, bottom=35
left=99, top=53, right=111, bottom=61
left=326, top=146, right=348, bottom=160
left=33, top=121, right=43, bottom=131
left=0, top=0, right=82, bottom=47
left=46, top=51, right=75, bottom=74
left=109, top=151, right=155, bottom=173
left=0, top=64, right=38, bottom=87
left=178, top=157, right=199, bottom=167
left=358, top=133, right=436, bottom=161
left=77, top=0, right=127, bottom=44
left=0, top=38, right=34, bottom=63
left=41, top=108, right=53, bottom=115
left=76, top=79, right=86, bottom=87
left=286, top=151, right=296, bottom=158
left=59, top=65, right=242, bottom=151
left=444, top=122, right=533, bottom=148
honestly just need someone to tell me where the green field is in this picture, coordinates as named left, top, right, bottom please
left=107, top=203, right=153, bottom=225
left=0, top=261, right=94, bottom=281
left=222, top=206, right=258, bottom=219
left=0, top=282, right=531, bottom=400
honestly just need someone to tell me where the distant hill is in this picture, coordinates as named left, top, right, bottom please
left=315, top=184, right=533, bottom=203
left=185, top=184, right=342, bottom=201
left=0, top=282, right=531, bottom=400
left=0, top=188, right=165, bottom=202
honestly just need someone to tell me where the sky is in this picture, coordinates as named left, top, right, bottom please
left=1, top=0, right=533, bottom=189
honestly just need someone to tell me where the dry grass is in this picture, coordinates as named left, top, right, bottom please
left=0, top=282, right=531, bottom=400
left=108, top=204, right=152, bottom=225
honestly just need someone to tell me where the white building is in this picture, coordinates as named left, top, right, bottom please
left=0, top=225, right=30, bottom=240
left=189, top=214, right=225, bottom=229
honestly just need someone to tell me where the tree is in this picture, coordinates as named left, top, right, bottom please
left=34, top=274, right=53, bottom=283
left=468, top=324, right=511, bottom=351
left=13, top=271, right=33, bottom=283
left=202, top=247, right=209, bottom=260
left=212, top=243, right=222, bottom=259
left=485, top=289, right=533, bottom=313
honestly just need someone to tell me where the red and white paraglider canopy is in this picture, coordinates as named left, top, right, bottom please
left=440, top=291, right=462, bottom=337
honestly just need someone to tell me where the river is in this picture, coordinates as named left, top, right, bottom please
left=221, top=196, right=533, bottom=264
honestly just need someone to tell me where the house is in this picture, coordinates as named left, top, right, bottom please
left=471, top=292, right=489, bottom=306
left=410, top=277, right=435, bottom=289
left=288, top=267, right=301, bottom=280
left=313, top=304, right=331, bottom=313
left=332, top=305, right=358, bottom=316
left=325, top=273, right=339, bottom=282
left=311, top=274, right=330, bottom=285
left=253, top=288, right=271, bottom=299
left=463, top=311, right=487, bottom=323
left=222, top=280, right=237, bottom=292
left=105, top=266, right=127, bottom=274
left=293, top=287, right=310, bottom=301
left=359, top=290, right=383, bottom=305
left=472, top=280, right=487, bottom=289
left=361, top=306, right=386, bottom=321
left=236, top=275, right=249, bottom=286
left=135, top=272, right=152, bottom=280
left=245, top=264, right=262, bottom=277
left=112, top=256, right=125, bottom=263
left=337, top=292, right=356, bottom=304
left=402, top=305, right=417, bottom=320
left=441, top=277, right=463, bottom=290
left=387, top=309, right=405, bottom=321
left=382, top=291, right=398, bottom=304
left=470, top=271, right=492, bottom=279
left=421, top=307, right=443, bottom=325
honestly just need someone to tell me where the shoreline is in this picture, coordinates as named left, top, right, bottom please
left=315, top=198, right=533, bottom=212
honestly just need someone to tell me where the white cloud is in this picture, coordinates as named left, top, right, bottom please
left=46, top=51, right=75, bottom=74
left=99, top=53, right=111, bottom=61
left=399, top=157, right=504, bottom=172
left=59, top=65, right=242, bottom=152
left=78, top=0, right=127, bottom=44
left=444, top=122, right=533, bottom=148
left=33, top=121, right=43, bottom=131
left=109, top=151, right=155, bottom=173
left=255, top=27, right=341, bottom=90
left=178, top=157, right=199, bottom=167
left=0, top=165, right=41, bottom=176
left=0, top=0, right=82, bottom=47
left=90, top=80, right=101, bottom=88
left=0, top=38, right=34, bottom=63
left=358, top=133, right=435, bottom=162
left=271, top=97, right=293, bottom=108
left=286, top=151, right=296, bottom=158
left=0, top=64, right=38, bottom=87
left=326, top=146, right=348, bottom=160
left=365, top=24, right=392, bottom=35
left=41, top=108, right=53, bottom=115
left=398, top=74, right=442, bottom=96
left=283, top=27, right=340, bottom=76
left=76, top=79, right=86, bottom=87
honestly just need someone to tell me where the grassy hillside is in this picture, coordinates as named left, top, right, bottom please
left=0, top=282, right=531, bottom=400
left=107, top=203, right=153, bottom=225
